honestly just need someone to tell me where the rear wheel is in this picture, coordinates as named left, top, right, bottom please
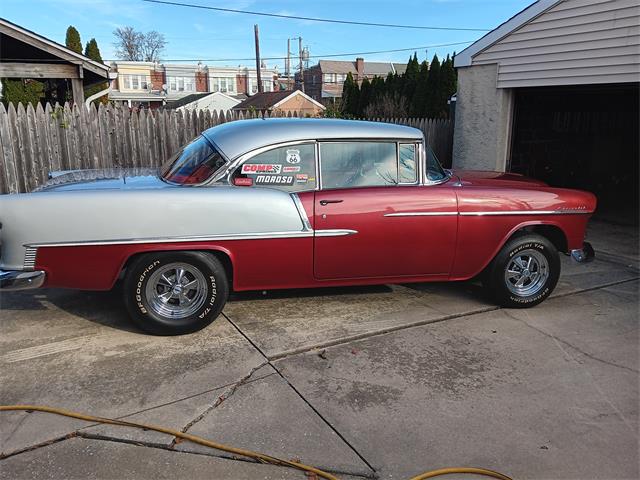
left=123, top=251, right=228, bottom=335
left=484, top=234, right=560, bottom=308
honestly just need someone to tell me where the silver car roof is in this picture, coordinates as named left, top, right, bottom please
left=202, top=118, right=423, bottom=160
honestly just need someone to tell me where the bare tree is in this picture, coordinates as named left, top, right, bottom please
left=113, top=27, right=166, bottom=62
left=141, top=31, right=166, bottom=62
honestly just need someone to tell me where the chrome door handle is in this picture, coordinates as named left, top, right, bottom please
left=320, top=199, right=343, bottom=206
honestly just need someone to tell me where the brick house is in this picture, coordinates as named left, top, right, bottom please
left=233, top=90, right=325, bottom=116
left=109, top=61, right=279, bottom=108
left=298, top=58, right=407, bottom=102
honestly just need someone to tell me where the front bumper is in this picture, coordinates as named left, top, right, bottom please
left=570, top=242, right=595, bottom=263
left=0, top=269, right=46, bottom=291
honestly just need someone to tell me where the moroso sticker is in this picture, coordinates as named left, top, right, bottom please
left=255, top=175, right=294, bottom=185
left=286, top=149, right=301, bottom=164
left=242, top=163, right=282, bottom=174
left=295, top=173, right=308, bottom=183
left=282, top=166, right=301, bottom=173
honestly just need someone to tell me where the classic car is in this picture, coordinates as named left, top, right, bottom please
left=0, top=118, right=595, bottom=335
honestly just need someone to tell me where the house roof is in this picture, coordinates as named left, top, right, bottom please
left=233, top=90, right=325, bottom=111
left=166, top=91, right=244, bottom=109
left=454, top=0, right=561, bottom=67
left=317, top=60, right=406, bottom=76
left=233, top=90, right=293, bottom=110
left=0, top=17, right=110, bottom=78
left=165, top=93, right=210, bottom=108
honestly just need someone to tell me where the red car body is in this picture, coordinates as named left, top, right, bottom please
left=33, top=170, right=596, bottom=292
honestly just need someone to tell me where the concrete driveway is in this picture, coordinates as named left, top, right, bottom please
left=1, top=220, right=638, bottom=480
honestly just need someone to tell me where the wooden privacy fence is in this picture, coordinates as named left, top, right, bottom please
left=0, top=102, right=454, bottom=194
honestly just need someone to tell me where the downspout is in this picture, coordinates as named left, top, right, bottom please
left=84, top=85, right=111, bottom=108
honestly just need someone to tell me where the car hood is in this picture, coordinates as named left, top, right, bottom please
left=35, top=168, right=171, bottom=192
left=450, top=169, right=548, bottom=188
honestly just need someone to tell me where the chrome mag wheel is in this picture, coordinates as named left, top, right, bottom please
left=504, top=249, right=549, bottom=296
left=145, top=262, right=208, bottom=319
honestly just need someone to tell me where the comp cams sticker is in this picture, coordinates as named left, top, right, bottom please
left=242, top=163, right=282, bottom=174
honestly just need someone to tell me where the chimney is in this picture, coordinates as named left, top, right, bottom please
left=355, top=57, right=364, bottom=80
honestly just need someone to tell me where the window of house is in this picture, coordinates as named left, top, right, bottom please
left=262, top=80, right=273, bottom=92
left=323, top=73, right=338, bottom=84
left=320, top=142, right=399, bottom=189
left=231, top=143, right=316, bottom=192
left=210, top=77, right=236, bottom=93
left=167, top=76, right=195, bottom=92
left=121, top=74, right=150, bottom=90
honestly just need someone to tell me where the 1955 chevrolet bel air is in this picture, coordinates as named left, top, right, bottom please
left=0, top=118, right=595, bottom=335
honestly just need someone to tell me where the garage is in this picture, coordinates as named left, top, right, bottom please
left=509, top=83, right=639, bottom=221
left=452, top=0, right=639, bottom=224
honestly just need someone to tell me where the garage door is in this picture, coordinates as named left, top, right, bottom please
left=509, top=83, right=639, bottom=223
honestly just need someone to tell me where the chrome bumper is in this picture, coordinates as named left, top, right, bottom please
left=0, top=269, right=46, bottom=291
left=570, top=242, right=595, bottom=263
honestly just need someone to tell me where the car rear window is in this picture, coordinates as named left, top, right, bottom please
left=161, top=136, right=227, bottom=185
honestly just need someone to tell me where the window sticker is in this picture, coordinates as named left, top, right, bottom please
left=283, top=166, right=301, bottom=173
left=296, top=174, right=308, bottom=183
left=255, top=175, right=294, bottom=185
left=242, top=163, right=282, bottom=174
left=286, top=149, right=301, bottom=164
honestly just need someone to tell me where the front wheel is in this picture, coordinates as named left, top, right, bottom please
left=484, top=234, right=560, bottom=308
left=123, top=251, right=229, bottom=335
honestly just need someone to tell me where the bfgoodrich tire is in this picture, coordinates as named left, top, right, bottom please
left=485, top=234, right=560, bottom=308
left=123, top=251, right=228, bottom=335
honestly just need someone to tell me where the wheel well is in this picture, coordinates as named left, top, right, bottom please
left=118, top=249, right=234, bottom=289
left=511, top=225, right=568, bottom=253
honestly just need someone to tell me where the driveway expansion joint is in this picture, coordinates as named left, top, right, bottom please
left=267, top=276, right=640, bottom=363
left=169, top=361, right=272, bottom=448
left=223, top=312, right=379, bottom=474
left=502, top=310, right=640, bottom=375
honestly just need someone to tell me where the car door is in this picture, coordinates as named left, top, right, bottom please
left=314, top=142, right=458, bottom=280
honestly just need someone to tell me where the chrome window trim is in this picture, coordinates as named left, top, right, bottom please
left=25, top=229, right=359, bottom=248
left=397, top=142, right=420, bottom=186
left=291, top=193, right=313, bottom=231
left=318, top=139, right=421, bottom=191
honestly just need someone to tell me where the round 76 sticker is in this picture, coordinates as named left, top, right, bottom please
left=286, top=149, right=301, bottom=164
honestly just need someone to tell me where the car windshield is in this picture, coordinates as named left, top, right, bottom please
left=426, top=146, right=448, bottom=182
left=161, top=136, right=227, bottom=185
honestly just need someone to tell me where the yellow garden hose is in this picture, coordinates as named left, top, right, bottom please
left=0, top=405, right=512, bottom=480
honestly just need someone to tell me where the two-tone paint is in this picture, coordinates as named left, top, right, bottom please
left=0, top=119, right=596, bottom=293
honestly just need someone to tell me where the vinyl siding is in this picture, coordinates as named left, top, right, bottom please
left=472, top=0, right=640, bottom=88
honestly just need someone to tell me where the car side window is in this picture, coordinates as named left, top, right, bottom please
left=399, top=144, right=417, bottom=184
left=320, top=142, right=398, bottom=189
left=232, top=143, right=317, bottom=192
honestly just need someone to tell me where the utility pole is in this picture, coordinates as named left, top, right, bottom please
left=298, top=36, right=304, bottom=93
left=254, top=24, right=263, bottom=93
left=286, top=38, right=291, bottom=80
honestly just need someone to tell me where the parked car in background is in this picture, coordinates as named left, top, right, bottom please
left=0, top=119, right=595, bottom=335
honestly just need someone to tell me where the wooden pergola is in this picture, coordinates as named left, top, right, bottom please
left=0, top=18, right=110, bottom=104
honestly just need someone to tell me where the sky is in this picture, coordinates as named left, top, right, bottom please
left=1, top=0, right=533, bottom=70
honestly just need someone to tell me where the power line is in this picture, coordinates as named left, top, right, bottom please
left=141, top=0, right=490, bottom=32
left=103, top=41, right=473, bottom=63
